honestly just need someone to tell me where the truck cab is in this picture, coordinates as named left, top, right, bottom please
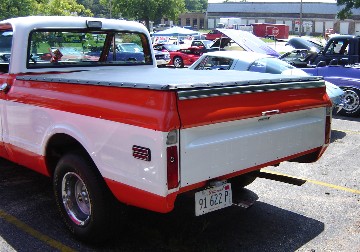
left=314, top=35, right=360, bottom=65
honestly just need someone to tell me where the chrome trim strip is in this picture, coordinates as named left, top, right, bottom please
left=177, top=81, right=325, bottom=100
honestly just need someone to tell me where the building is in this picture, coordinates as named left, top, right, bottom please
left=207, top=2, right=360, bottom=36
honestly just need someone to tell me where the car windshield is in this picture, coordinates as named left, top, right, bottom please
left=163, top=44, right=181, bottom=51
left=118, top=43, right=143, bottom=52
left=192, top=40, right=214, bottom=49
left=202, top=41, right=214, bottom=49
left=27, top=30, right=152, bottom=68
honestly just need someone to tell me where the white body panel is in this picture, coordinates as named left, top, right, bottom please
left=2, top=101, right=169, bottom=197
left=180, top=107, right=326, bottom=186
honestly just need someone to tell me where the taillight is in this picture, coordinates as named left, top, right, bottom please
left=167, top=146, right=179, bottom=189
left=166, top=130, right=179, bottom=189
left=325, top=106, right=332, bottom=144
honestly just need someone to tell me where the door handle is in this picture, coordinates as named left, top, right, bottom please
left=261, top=109, right=280, bottom=117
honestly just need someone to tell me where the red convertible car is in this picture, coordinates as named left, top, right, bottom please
left=153, top=44, right=202, bottom=68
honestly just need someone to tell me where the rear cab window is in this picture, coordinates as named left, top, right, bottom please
left=27, top=29, right=153, bottom=69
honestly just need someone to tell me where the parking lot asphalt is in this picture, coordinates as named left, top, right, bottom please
left=0, top=115, right=359, bottom=252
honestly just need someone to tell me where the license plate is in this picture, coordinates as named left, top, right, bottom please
left=195, top=183, right=232, bottom=216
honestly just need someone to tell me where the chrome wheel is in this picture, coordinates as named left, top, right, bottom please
left=173, top=57, right=183, bottom=68
left=62, top=172, right=91, bottom=226
left=341, top=88, right=360, bottom=116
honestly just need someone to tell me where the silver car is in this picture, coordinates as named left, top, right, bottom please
left=189, top=51, right=344, bottom=112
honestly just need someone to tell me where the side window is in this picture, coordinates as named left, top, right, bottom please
left=194, top=56, right=233, bottom=70
left=325, top=40, right=348, bottom=55
left=249, top=58, right=291, bottom=74
left=248, top=60, right=266, bottom=73
left=325, top=41, right=337, bottom=54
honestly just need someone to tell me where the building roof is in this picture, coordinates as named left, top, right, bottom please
left=207, top=2, right=360, bottom=16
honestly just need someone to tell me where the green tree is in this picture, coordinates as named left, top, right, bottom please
left=337, top=0, right=360, bottom=19
left=0, top=0, right=39, bottom=20
left=38, top=0, right=92, bottom=16
left=185, top=0, right=207, bottom=12
left=101, top=0, right=186, bottom=30
left=78, top=0, right=108, bottom=17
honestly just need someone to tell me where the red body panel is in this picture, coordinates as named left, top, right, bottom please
left=105, top=178, right=177, bottom=213
left=177, top=87, right=329, bottom=129
left=6, top=78, right=180, bottom=132
left=205, top=30, right=226, bottom=41
left=168, top=50, right=201, bottom=66
left=1, top=144, right=49, bottom=176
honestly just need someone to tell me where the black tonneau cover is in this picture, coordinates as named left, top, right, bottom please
left=17, top=67, right=324, bottom=91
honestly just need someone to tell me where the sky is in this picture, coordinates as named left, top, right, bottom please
left=208, top=0, right=337, bottom=2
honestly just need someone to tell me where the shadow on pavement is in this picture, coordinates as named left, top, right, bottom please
left=100, top=189, right=324, bottom=252
left=331, top=129, right=347, bottom=143
left=0, top=158, right=324, bottom=252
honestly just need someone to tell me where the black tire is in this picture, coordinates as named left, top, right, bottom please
left=229, top=170, right=260, bottom=189
left=339, top=88, right=360, bottom=117
left=173, top=56, right=184, bottom=68
left=53, top=152, right=116, bottom=243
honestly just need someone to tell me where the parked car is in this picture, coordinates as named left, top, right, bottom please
left=281, top=37, right=360, bottom=116
left=284, top=35, right=360, bottom=66
left=191, top=40, right=222, bottom=53
left=84, top=43, right=145, bottom=62
left=205, top=29, right=226, bottom=41
left=117, top=42, right=143, bottom=53
left=205, top=29, right=359, bottom=116
left=153, top=43, right=202, bottom=68
left=154, top=49, right=171, bottom=67
left=189, top=51, right=344, bottom=112
left=302, top=64, right=360, bottom=116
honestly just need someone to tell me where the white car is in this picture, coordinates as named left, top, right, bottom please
left=154, top=49, right=171, bottom=67
left=189, top=51, right=344, bottom=112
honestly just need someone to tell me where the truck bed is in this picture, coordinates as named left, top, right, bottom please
left=17, top=67, right=330, bottom=191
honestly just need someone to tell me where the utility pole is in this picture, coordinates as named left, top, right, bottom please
left=299, top=0, right=303, bottom=37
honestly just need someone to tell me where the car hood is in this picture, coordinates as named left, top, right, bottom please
left=286, top=37, right=323, bottom=53
left=211, top=29, right=280, bottom=57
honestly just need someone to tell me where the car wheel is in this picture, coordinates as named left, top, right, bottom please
left=53, top=151, right=117, bottom=242
left=339, top=88, right=360, bottom=117
left=173, top=56, right=184, bottom=68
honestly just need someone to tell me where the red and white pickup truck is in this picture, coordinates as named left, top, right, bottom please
left=0, top=16, right=331, bottom=242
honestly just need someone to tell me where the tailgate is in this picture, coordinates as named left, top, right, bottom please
left=177, top=81, right=330, bottom=187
